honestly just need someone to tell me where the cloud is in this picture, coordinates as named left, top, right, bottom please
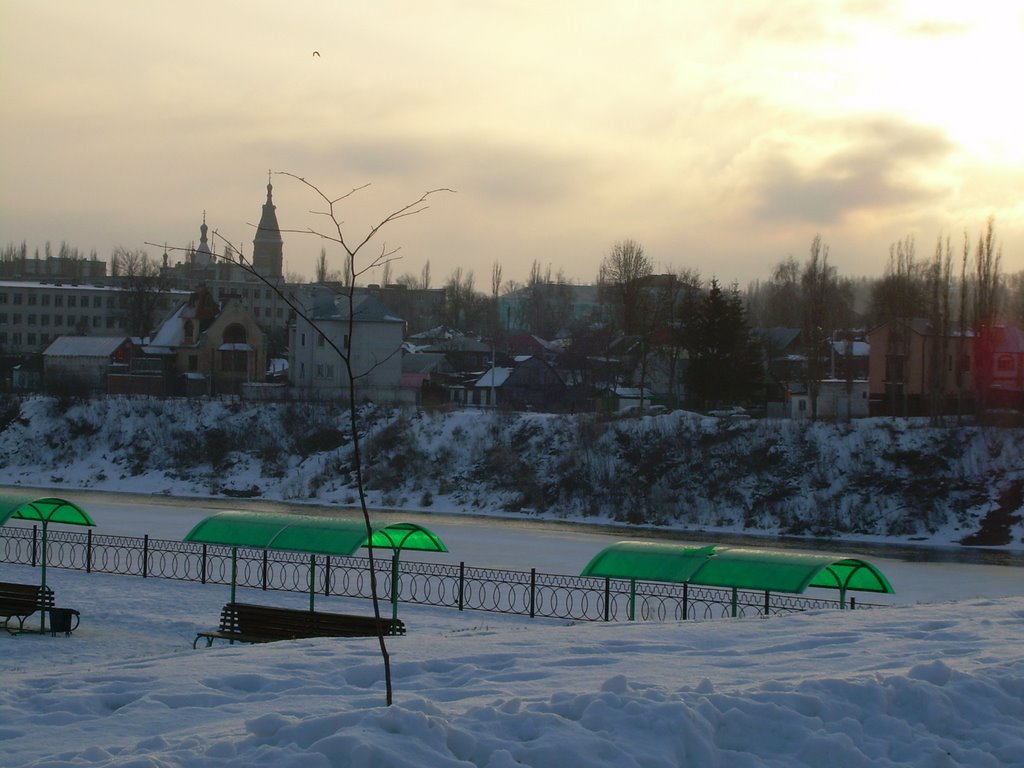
left=741, top=118, right=956, bottom=225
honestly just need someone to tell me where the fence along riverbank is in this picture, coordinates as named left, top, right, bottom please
left=0, top=525, right=881, bottom=623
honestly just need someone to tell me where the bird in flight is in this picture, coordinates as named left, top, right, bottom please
left=312, top=51, right=320, bottom=57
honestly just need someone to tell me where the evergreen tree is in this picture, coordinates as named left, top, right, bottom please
left=686, top=279, right=759, bottom=409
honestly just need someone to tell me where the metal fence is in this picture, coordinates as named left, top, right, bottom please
left=0, top=525, right=875, bottom=623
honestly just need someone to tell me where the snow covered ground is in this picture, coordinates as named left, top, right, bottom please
left=2, top=497, right=1023, bottom=767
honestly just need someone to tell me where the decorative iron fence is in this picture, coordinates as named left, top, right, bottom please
left=0, top=525, right=878, bottom=623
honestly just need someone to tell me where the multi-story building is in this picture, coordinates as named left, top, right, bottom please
left=0, top=280, right=186, bottom=356
left=289, top=286, right=404, bottom=402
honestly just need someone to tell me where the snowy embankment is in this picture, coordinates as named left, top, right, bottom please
left=1, top=395, right=1022, bottom=547
left=2, top=559, right=1023, bottom=768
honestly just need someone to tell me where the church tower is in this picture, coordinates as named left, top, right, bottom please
left=252, top=176, right=284, bottom=279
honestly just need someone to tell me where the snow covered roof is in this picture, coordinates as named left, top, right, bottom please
left=831, top=341, right=869, bottom=357
left=42, top=335, right=129, bottom=358
left=146, top=301, right=187, bottom=349
left=474, top=367, right=512, bottom=388
left=610, top=386, right=652, bottom=399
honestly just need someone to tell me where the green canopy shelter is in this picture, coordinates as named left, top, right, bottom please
left=184, top=512, right=448, bottom=622
left=581, top=541, right=716, bottom=620
left=0, top=494, right=96, bottom=632
left=581, top=540, right=894, bottom=619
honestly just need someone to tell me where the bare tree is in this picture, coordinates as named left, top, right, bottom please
left=873, top=236, right=924, bottom=416
left=114, top=247, right=165, bottom=338
left=973, top=216, right=1003, bottom=413
left=801, top=235, right=836, bottom=420
left=490, top=261, right=503, bottom=338
left=420, top=259, right=431, bottom=290
left=926, top=237, right=954, bottom=425
left=154, top=174, right=450, bottom=707
left=315, top=247, right=328, bottom=283
left=598, top=239, right=653, bottom=336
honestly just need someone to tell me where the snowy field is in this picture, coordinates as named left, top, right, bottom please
left=2, top=495, right=1024, bottom=767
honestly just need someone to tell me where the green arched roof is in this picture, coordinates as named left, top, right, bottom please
left=580, top=541, right=715, bottom=582
left=183, top=511, right=447, bottom=557
left=580, top=541, right=893, bottom=595
left=0, top=494, right=96, bottom=527
left=689, top=547, right=893, bottom=594
left=369, top=522, right=448, bottom=553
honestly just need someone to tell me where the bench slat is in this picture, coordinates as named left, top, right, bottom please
left=194, top=602, right=405, bottom=648
left=1, top=581, right=58, bottom=634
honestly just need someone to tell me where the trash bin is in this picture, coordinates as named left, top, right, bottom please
left=48, top=608, right=80, bottom=637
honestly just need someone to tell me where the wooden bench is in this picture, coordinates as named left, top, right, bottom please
left=1, top=581, right=56, bottom=635
left=194, top=602, right=406, bottom=648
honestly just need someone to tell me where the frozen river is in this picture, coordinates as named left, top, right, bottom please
left=7, top=486, right=1022, bottom=607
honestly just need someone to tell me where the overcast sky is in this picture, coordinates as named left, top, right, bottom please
left=2, top=1, right=1021, bottom=288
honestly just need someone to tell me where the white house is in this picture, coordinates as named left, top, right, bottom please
left=790, top=379, right=870, bottom=420
left=289, top=288, right=404, bottom=403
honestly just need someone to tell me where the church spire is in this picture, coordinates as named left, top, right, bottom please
left=192, top=209, right=214, bottom=267
left=252, top=174, right=284, bottom=279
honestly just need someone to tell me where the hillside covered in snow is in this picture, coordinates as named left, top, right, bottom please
left=1, top=395, right=1022, bottom=548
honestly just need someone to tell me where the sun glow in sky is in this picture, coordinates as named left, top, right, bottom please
left=2, top=1, right=1021, bottom=287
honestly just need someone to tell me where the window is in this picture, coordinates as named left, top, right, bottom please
left=0, top=293, right=6, bottom=304
left=67, top=296, right=76, bottom=307
left=0, top=313, right=5, bottom=323
left=41, top=315, right=50, bottom=326
left=223, top=324, right=247, bottom=344
left=106, top=297, right=115, bottom=309
left=12, top=332, right=21, bottom=345
left=93, top=296, right=102, bottom=308
left=54, top=295, right=63, bottom=307
left=27, top=314, right=36, bottom=326
left=54, top=315, right=63, bottom=326
left=41, top=295, right=50, bottom=306
left=27, top=333, right=36, bottom=345
left=27, top=294, right=37, bottom=305
left=106, top=317, right=115, bottom=328
left=13, top=294, right=22, bottom=305
left=12, top=313, right=21, bottom=324
left=221, top=350, right=248, bottom=373
left=299, top=362, right=305, bottom=379
left=997, top=355, right=1015, bottom=373
left=0, top=332, right=6, bottom=343
left=92, top=316, right=101, bottom=328
left=301, top=332, right=306, bottom=347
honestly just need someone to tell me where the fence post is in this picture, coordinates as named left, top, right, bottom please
left=32, top=524, right=38, bottom=567
left=142, top=535, right=149, bottom=578
left=682, top=583, right=688, bottom=621
left=324, top=556, right=331, bottom=596
left=731, top=587, right=738, bottom=618
left=603, top=577, right=610, bottom=622
left=201, top=544, right=207, bottom=584
left=86, top=529, right=93, bottom=573
left=764, top=590, right=770, bottom=616
left=262, top=550, right=269, bottom=591
left=529, top=568, right=536, bottom=618
left=850, top=596, right=856, bottom=610
left=458, top=561, right=465, bottom=611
